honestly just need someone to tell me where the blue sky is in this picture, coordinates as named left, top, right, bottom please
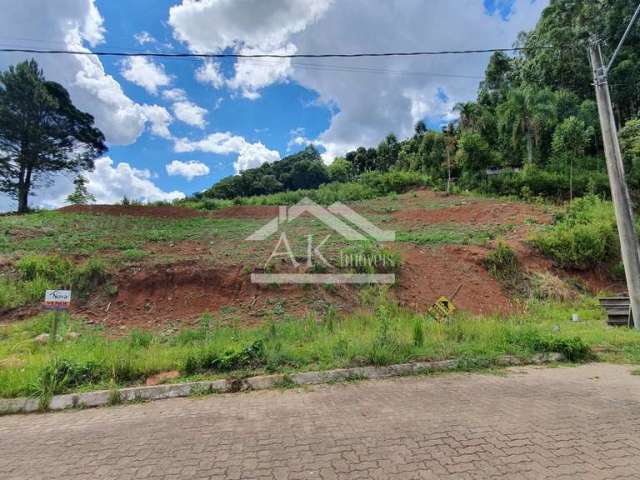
left=0, top=0, right=547, bottom=210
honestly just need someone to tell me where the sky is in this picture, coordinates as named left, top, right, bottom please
left=0, top=0, right=548, bottom=212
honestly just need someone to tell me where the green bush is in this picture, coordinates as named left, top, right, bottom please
left=0, top=255, right=107, bottom=310
left=480, top=166, right=610, bottom=200
left=182, top=340, right=265, bottom=375
left=339, top=241, right=401, bottom=274
left=485, top=242, right=519, bottom=283
left=532, top=195, right=618, bottom=269
left=506, top=329, right=592, bottom=362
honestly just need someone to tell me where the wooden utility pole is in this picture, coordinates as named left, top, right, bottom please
left=589, top=36, right=640, bottom=330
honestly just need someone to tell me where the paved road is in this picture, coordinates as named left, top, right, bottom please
left=1, top=364, right=640, bottom=479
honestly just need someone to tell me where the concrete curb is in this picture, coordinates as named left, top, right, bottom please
left=0, top=352, right=564, bottom=415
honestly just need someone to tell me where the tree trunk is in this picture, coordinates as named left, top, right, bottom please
left=17, top=165, right=33, bottom=214
left=570, top=157, right=573, bottom=203
left=526, top=130, right=533, bottom=165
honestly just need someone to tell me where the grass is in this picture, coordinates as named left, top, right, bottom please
left=0, top=254, right=108, bottom=310
left=0, top=211, right=260, bottom=257
left=1, top=295, right=638, bottom=402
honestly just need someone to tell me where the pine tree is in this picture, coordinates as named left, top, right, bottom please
left=66, top=176, right=95, bottom=205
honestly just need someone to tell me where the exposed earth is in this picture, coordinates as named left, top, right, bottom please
left=1, top=189, right=624, bottom=330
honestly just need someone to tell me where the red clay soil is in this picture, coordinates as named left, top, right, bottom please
left=209, top=205, right=279, bottom=219
left=397, top=243, right=514, bottom=316
left=394, top=199, right=552, bottom=226
left=58, top=204, right=206, bottom=219
left=74, top=261, right=356, bottom=330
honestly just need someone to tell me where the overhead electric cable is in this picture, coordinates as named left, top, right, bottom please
left=0, top=46, right=553, bottom=59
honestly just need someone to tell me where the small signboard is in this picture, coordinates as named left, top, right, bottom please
left=44, top=290, right=72, bottom=310
left=427, top=296, right=456, bottom=322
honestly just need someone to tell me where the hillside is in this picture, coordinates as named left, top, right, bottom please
left=0, top=188, right=622, bottom=332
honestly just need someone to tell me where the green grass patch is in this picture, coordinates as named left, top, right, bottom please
left=0, top=254, right=107, bottom=310
left=1, top=297, right=637, bottom=401
left=532, top=195, right=620, bottom=269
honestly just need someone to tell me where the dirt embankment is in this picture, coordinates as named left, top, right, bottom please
left=75, top=261, right=356, bottom=330
left=397, top=243, right=514, bottom=316
left=394, top=199, right=552, bottom=227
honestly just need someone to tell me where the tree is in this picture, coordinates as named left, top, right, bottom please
left=0, top=60, right=106, bottom=213
left=443, top=123, right=457, bottom=193
left=66, top=175, right=95, bottom=205
left=456, top=132, right=493, bottom=174
left=497, top=87, right=556, bottom=165
left=552, top=116, right=593, bottom=201
left=376, top=133, right=399, bottom=171
left=327, top=157, right=353, bottom=183
left=619, top=118, right=640, bottom=192
left=414, top=120, right=427, bottom=137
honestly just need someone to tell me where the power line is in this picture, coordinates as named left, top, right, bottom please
left=0, top=46, right=552, bottom=59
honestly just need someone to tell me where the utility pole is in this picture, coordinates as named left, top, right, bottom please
left=589, top=35, right=640, bottom=330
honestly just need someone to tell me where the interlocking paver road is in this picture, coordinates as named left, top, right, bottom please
left=2, top=363, right=640, bottom=479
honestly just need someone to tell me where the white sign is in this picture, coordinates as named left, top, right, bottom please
left=44, top=290, right=72, bottom=310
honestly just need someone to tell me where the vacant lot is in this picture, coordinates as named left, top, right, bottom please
left=0, top=188, right=635, bottom=402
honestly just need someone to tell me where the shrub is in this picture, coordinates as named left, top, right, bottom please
left=532, top=195, right=618, bottom=269
left=339, top=241, right=401, bottom=274
left=506, top=329, right=591, bottom=362
left=1, top=255, right=108, bottom=310
left=529, top=272, right=576, bottom=301
left=484, top=242, right=518, bottom=284
left=182, top=340, right=265, bottom=375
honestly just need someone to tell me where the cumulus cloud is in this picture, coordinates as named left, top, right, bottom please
left=134, top=31, right=156, bottom=45
left=120, top=57, right=172, bottom=95
left=195, top=60, right=225, bottom=88
left=227, top=45, right=296, bottom=99
left=0, top=157, right=185, bottom=211
left=166, top=160, right=210, bottom=180
left=0, top=0, right=148, bottom=145
left=175, top=132, right=280, bottom=173
left=86, top=157, right=185, bottom=203
left=140, top=104, right=173, bottom=139
left=173, top=101, right=208, bottom=128
left=162, top=88, right=188, bottom=101
left=169, top=0, right=332, bottom=51
left=169, top=0, right=332, bottom=97
left=168, top=0, right=546, bottom=158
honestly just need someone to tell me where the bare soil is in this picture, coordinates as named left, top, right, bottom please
left=393, top=198, right=553, bottom=227
left=74, top=261, right=356, bottom=330
left=397, top=243, right=514, bottom=316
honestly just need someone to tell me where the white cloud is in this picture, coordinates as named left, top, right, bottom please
left=169, top=0, right=332, bottom=52
left=168, top=0, right=547, bottom=158
left=140, top=104, right=173, bottom=139
left=0, top=157, right=185, bottom=211
left=173, top=101, right=208, bottom=128
left=0, top=0, right=149, bottom=145
left=87, top=157, right=185, bottom=203
left=169, top=0, right=332, bottom=97
left=134, top=31, right=156, bottom=45
left=175, top=132, right=280, bottom=173
left=166, top=160, right=210, bottom=180
left=120, top=57, right=172, bottom=95
left=162, top=88, right=188, bottom=101
left=195, top=60, right=225, bottom=88
left=227, top=44, right=295, bottom=99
